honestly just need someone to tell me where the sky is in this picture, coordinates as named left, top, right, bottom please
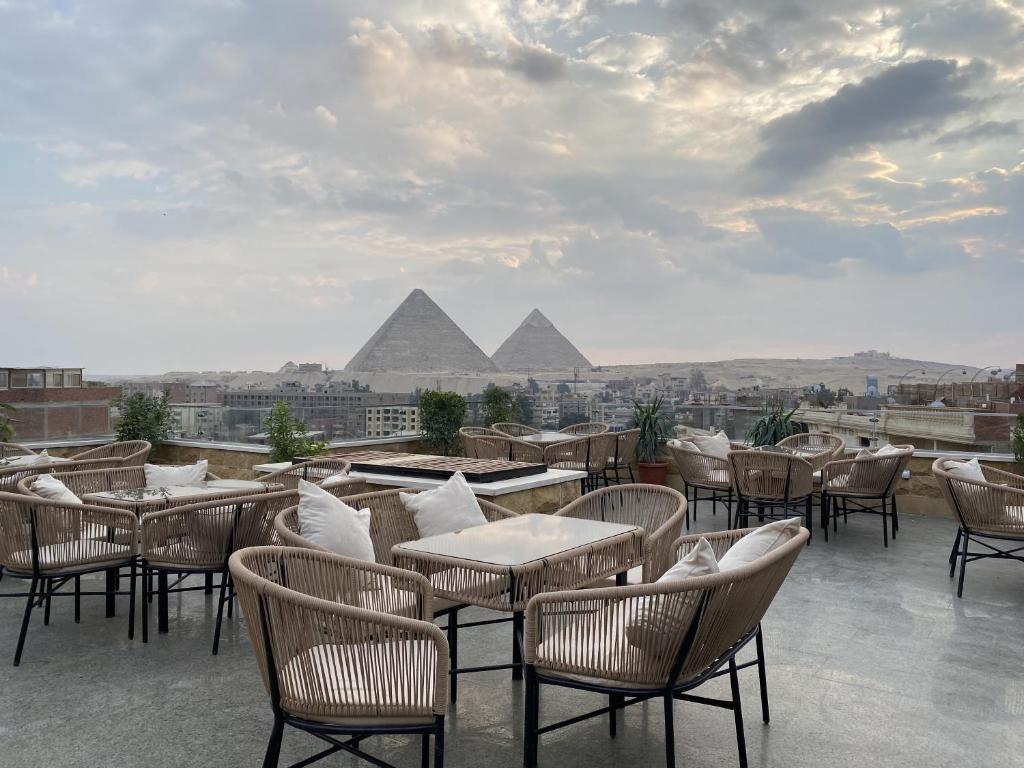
left=1, top=0, right=1022, bottom=374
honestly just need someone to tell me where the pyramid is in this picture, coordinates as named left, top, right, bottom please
left=344, top=289, right=498, bottom=373
left=492, top=309, right=592, bottom=372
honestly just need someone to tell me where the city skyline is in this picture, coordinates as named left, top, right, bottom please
left=2, top=2, right=1022, bottom=373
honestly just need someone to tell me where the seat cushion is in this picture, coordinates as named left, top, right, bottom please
left=278, top=641, right=438, bottom=724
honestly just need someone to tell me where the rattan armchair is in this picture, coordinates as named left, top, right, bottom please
left=458, top=426, right=505, bottom=459
left=0, top=492, right=138, bottom=665
left=543, top=436, right=595, bottom=492
left=276, top=487, right=517, bottom=705
left=932, top=458, right=1024, bottom=597
left=255, top=457, right=352, bottom=490
left=0, top=444, right=36, bottom=459
left=729, top=450, right=814, bottom=539
left=70, top=440, right=151, bottom=466
left=523, top=525, right=809, bottom=768
left=667, top=440, right=732, bottom=529
left=606, top=429, right=640, bottom=485
left=492, top=422, right=540, bottom=437
left=230, top=546, right=448, bottom=768
left=777, top=433, right=845, bottom=473
left=557, top=485, right=687, bottom=585
left=474, top=435, right=545, bottom=463
left=558, top=422, right=610, bottom=436
left=820, top=446, right=913, bottom=547
left=16, top=465, right=222, bottom=497
left=141, top=487, right=299, bottom=654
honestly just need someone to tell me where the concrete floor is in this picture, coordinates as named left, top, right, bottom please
left=1, top=506, right=1022, bottom=768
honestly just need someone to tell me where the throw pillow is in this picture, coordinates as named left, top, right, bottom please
left=718, top=518, right=802, bottom=571
left=30, top=474, right=81, bottom=505
left=689, top=431, right=731, bottom=460
left=297, top=479, right=375, bottom=561
left=401, top=472, right=487, bottom=538
left=144, top=460, right=209, bottom=487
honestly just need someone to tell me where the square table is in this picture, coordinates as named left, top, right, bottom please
left=83, top=479, right=279, bottom=515
left=392, top=514, right=645, bottom=681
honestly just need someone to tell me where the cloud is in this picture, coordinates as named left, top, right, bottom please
left=62, top=159, right=163, bottom=186
left=750, top=59, right=988, bottom=189
left=314, top=105, right=338, bottom=126
left=934, top=120, right=1019, bottom=146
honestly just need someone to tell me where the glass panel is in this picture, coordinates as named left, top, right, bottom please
left=47, top=370, right=63, bottom=387
left=0, top=370, right=7, bottom=388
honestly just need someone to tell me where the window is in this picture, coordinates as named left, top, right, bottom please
left=11, top=370, right=44, bottom=388
left=65, top=371, right=81, bottom=387
left=47, top=370, right=64, bottom=388
left=0, top=370, right=7, bottom=389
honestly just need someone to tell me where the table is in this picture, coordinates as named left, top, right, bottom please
left=253, top=461, right=291, bottom=475
left=521, top=431, right=573, bottom=445
left=83, top=479, right=277, bottom=515
left=393, top=514, right=645, bottom=681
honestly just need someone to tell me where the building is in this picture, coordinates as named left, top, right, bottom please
left=365, top=405, right=419, bottom=438
left=0, top=367, right=120, bottom=441
left=120, top=380, right=224, bottom=404
left=169, top=403, right=226, bottom=440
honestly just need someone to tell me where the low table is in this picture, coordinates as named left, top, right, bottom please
left=83, top=480, right=278, bottom=515
left=393, top=514, right=645, bottom=682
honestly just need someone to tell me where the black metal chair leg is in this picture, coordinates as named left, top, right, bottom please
left=727, top=490, right=734, bottom=529
left=421, top=733, right=430, bottom=768
left=729, top=657, right=749, bottom=768
left=142, top=563, right=149, bottom=643
left=74, top=575, right=81, bottom=623
left=128, top=559, right=137, bottom=640
left=821, top=492, right=829, bottom=542
left=524, top=670, right=539, bottom=768
left=105, top=568, right=116, bottom=617
left=262, top=715, right=284, bottom=768
left=948, top=529, right=962, bottom=577
left=881, top=498, right=888, bottom=548
left=447, top=608, right=459, bottom=704
left=512, top=611, right=524, bottom=680
left=43, top=578, right=52, bottom=626
left=663, top=693, right=676, bottom=768
left=13, top=576, right=38, bottom=666
left=891, top=494, right=899, bottom=538
left=212, top=569, right=229, bottom=655
left=755, top=625, right=770, bottom=723
left=627, top=464, right=635, bottom=483
left=805, top=496, right=813, bottom=543
left=434, top=715, right=445, bottom=768
left=957, top=531, right=970, bottom=598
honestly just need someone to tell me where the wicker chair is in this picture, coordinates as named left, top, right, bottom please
left=70, top=440, right=151, bottom=466
left=777, top=433, right=845, bottom=473
left=559, top=422, right=610, bottom=436
left=230, top=546, right=448, bottom=768
left=475, top=435, right=545, bottom=463
left=543, top=436, right=593, bottom=492
left=666, top=440, right=733, bottom=530
left=492, top=423, right=540, bottom=437
left=523, top=525, right=809, bottom=768
left=0, top=492, right=138, bottom=665
left=820, top=446, right=913, bottom=547
left=16, top=465, right=222, bottom=497
left=557, top=485, right=687, bottom=585
left=255, top=457, right=352, bottom=490
left=458, top=427, right=505, bottom=459
left=276, top=487, right=517, bottom=705
left=606, top=429, right=640, bottom=485
left=0, top=444, right=36, bottom=459
left=932, top=458, right=1024, bottom=597
left=728, top=450, right=814, bottom=540
left=141, top=487, right=299, bottom=654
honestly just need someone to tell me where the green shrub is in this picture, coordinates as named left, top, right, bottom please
left=1012, top=413, right=1024, bottom=474
left=114, top=393, right=175, bottom=446
left=632, top=397, right=669, bottom=463
left=746, top=404, right=806, bottom=446
left=482, top=384, right=520, bottom=427
left=265, top=401, right=328, bottom=463
left=0, top=403, right=15, bottom=442
left=419, top=390, right=466, bottom=456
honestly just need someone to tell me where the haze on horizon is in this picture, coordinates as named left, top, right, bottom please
left=1, top=1, right=1022, bottom=376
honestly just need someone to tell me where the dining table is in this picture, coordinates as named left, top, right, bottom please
left=82, top=479, right=279, bottom=516
left=520, top=431, right=574, bottom=445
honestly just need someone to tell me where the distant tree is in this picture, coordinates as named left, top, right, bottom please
left=483, top=384, right=520, bottom=426
left=0, top=402, right=16, bottom=442
left=556, top=382, right=572, bottom=396
left=811, top=383, right=836, bottom=408
left=419, top=390, right=466, bottom=456
left=527, top=377, right=540, bottom=396
left=836, top=387, right=852, bottom=402
left=265, top=400, right=328, bottom=463
left=690, top=369, right=707, bottom=392
left=1013, top=413, right=1024, bottom=474
left=558, top=412, right=588, bottom=430
left=114, top=393, right=175, bottom=446
left=515, top=393, right=534, bottom=426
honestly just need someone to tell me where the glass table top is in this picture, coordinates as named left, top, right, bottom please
left=394, top=513, right=639, bottom=567
left=521, top=432, right=572, bottom=444
left=88, top=480, right=270, bottom=502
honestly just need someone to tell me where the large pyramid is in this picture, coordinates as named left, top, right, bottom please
left=492, top=309, right=592, bottom=372
left=344, top=289, right=498, bottom=373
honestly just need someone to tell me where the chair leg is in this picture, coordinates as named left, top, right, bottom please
left=832, top=497, right=839, bottom=533
left=948, top=529, right=962, bottom=577
left=142, top=563, right=149, bottom=643
left=726, top=490, right=733, bottom=530
left=524, top=670, right=539, bottom=768
left=421, top=733, right=430, bottom=768
left=957, top=531, right=970, bottom=598
left=105, top=568, right=116, bottom=618
left=43, top=578, right=52, bottom=626
left=755, top=625, right=770, bottom=723
left=821, top=492, right=829, bottom=542
left=213, top=569, right=230, bottom=655
left=881, top=498, right=888, bottom=548
left=609, top=693, right=624, bottom=737
left=512, top=611, right=524, bottom=681
left=434, top=715, right=445, bottom=768
left=262, top=714, right=284, bottom=768
left=663, top=693, right=676, bottom=768
left=805, top=496, right=812, bottom=543
left=729, top=657, right=749, bottom=768
left=891, top=494, right=899, bottom=538
left=13, top=576, right=38, bottom=666
left=627, top=464, right=635, bottom=483
left=157, top=572, right=169, bottom=632
left=128, top=559, right=137, bottom=640
left=447, top=608, right=459, bottom=704
left=205, top=572, right=214, bottom=595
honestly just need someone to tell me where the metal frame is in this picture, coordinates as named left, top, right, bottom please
left=524, top=621, right=771, bottom=768
left=947, top=524, right=1024, bottom=599
left=820, top=463, right=902, bottom=547
left=681, top=481, right=733, bottom=530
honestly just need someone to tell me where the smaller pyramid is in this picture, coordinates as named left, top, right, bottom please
left=492, top=309, right=592, bottom=372
left=344, top=289, right=498, bottom=373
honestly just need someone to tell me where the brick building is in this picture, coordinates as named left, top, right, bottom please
left=1, top=367, right=120, bottom=441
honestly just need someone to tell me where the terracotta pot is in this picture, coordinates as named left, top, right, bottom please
left=636, top=461, right=669, bottom=485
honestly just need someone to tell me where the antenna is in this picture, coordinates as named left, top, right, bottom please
left=573, top=367, right=579, bottom=394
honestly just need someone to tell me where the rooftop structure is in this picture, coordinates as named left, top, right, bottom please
left=345, top=289, right=498, bottom=374
left=492, top=309, right=592, bottom=372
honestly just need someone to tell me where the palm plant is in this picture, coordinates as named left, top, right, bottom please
left=631, top=397, right=667, bottom=463
left=746, top=404, right=806, bottom=446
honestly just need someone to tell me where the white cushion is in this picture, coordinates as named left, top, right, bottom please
left=718, top=518, right=801, bottom=571
left=10, top=540, right=132, bottom=571
left=875, top=444, right=901, bottom=457
left=32, top=449, right=52, bottom=464
left=30, top=474, right=81, bottom=505
left=297, top=480, right=375, bottom=561
left=944, top=458, right=985, bottom=483
left=320, top=472, right=350, bottom=488
left=401, top=472, right=487, bottom=538
left=144, top=460, right=208, bottom=487
left=689, top=431, right=731, bottom=460
left=625, top=538, right=719, bottom=655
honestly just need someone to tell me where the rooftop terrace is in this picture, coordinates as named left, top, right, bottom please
left=2, top=500, right=1020, bottom=768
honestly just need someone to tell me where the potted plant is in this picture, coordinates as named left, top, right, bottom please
left=265, top=401, right=329, bottom=463
left=632, top=397, right=669, bottom=484
left=746, top=403, right=806, bottom=446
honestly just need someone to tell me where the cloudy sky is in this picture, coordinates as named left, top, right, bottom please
left=2, top=0, right=1022, bottom=374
